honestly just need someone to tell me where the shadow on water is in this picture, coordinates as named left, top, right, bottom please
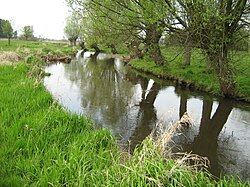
left=44, top=52, right=250, bottom=181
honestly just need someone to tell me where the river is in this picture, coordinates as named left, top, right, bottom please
left=44, top=52, right=250, bottom=181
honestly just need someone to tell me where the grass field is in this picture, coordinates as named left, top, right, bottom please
left=0, top=39, right=77, bottom=57
left=130, top=46, right=250, bottom=102
left=0, top=40, right=249, bottom=186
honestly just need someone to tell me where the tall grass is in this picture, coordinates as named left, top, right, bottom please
left=0, top=64, right=118, bottom=186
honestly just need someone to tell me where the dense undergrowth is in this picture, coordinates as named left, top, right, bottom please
left=130, top=47, right=250, bottom=102
left=0, top=40, right=249, bottom=186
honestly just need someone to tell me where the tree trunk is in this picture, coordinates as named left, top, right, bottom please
left=208, top=49, right=235, bottom=97
left=128, top=40, right=144, bottom=59
left=217, top=57, right=235, bottom=97
left=145, top=23, right=167, bottom=66
left=183, top=40, right=192, bottom=66
left=79, top=41, right=85, bottom=50
left=8, top=37, right=10, bottom=46
left=91, top=43, right=101, bottom=53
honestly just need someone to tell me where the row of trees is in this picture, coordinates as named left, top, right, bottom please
left=65, top=0, right=249, bottom=97
left=0, top=18, right=34, bottom=45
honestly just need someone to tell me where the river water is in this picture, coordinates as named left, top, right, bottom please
left=44, top=52, right=250, bottom=180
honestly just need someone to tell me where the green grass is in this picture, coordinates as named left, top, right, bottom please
left=0, top=63, right=119, bottom=186
left=130, top=46, right=250, bottom=101
left=0, top=41, right=249, bottom=186
left=0, top=39, right=78, bottom=57
left=232, top=51, right=250, bottom=99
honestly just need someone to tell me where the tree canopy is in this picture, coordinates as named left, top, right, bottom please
left=0, top=19, right=14, bottom=45
left=64, top=13, right=82, bottom=46
left=22, top=26, right=34, bottom=40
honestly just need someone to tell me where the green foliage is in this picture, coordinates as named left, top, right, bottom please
left=66, top=0, right=249, bottom=94
left=1, top=20, right=13, bottom=39
left=21, top=25, right=34, bottom=40
left=25, top=54, right=39, bottom=64
left=0, top=19, right=13, bottom=45
left=64, top=12, right=81, bottom=45
left=0, top=19, right=13, bottom=38
left=0, top=64, right=115, bottom=186
left=67, top=0, right=169, bottom=57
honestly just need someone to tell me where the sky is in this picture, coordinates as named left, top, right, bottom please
left=0, top=0, right=70, bottom=39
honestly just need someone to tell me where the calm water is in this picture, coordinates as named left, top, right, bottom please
left=44, top=52, right=250, bottom=180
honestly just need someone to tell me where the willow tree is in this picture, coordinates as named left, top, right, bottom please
left=189, top=0, right=248, bottom=97
left=64, top=13, right=82, bottom=46
left=66, top=0, right=170, bottom=65
left=164, top=0, right=249, bottom=97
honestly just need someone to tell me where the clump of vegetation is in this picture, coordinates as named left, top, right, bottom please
left=0, top=51, right=20, bottom=65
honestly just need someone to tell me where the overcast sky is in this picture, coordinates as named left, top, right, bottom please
left=0, top=0, right=69, bottom=39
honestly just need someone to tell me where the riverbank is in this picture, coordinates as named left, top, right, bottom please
left=129, top=47, right=250, bottom=102
left=0, top=40, right=249, bottom=186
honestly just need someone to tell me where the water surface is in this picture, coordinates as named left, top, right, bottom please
left=44, top=52, right=250, bottom=180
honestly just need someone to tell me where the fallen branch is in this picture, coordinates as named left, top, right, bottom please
left=42, top=55, right=71, bottom=64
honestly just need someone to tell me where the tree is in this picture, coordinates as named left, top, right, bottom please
left=163, top=0, right=249, bottom=96
left=66, top=0, right=169, bottom=65
left=64, top=13, right=81, bottom=46
left=186, top=0, right=248, bottom=97
left=2, top=20, right=13, bottom=45
left=22, top=26, right=34, bottom=40
left=0, top=19, right=4, bottom=38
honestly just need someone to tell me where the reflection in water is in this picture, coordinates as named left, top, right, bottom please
left=129, top=81, right=160, bottom=151
left=44, top=53, right=250, bottom=180
left=175, top=87, right=189, bottom=119
left=182, top=99, right=233, bottom=177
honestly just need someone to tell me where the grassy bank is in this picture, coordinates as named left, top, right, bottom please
left=0, top=41, right=249, bottom=186
left=0, top=39, right=77, bottom=57
left=130, top=47, right=250, bottom=102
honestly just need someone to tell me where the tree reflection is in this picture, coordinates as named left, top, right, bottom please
left=129, top=81, right=160, bottom=151
left=184, top=98, right=233, bottom=177
left=63, top=54, right=160, bottom=143
left=174, top=86, right=190, bottom=119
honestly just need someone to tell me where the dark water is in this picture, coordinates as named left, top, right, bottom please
left=44, top=52, right=250, bottom=180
